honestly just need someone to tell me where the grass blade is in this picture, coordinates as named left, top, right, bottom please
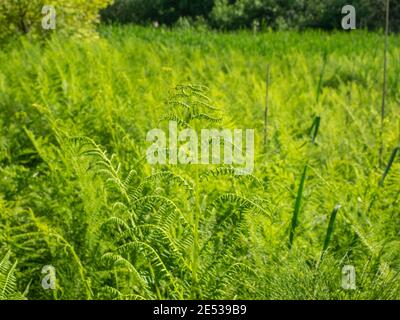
left=309, top=116, right=321, bottom=144
left=379, top=146, right=399, bottom=186
left=316, top=51, right=328, bottom=103
left=320, top=204, right=341, bottom=260
left=289, top=164, right=308, bottom=249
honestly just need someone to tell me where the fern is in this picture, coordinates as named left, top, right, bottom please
left=0, top=252, right=25, bottom=300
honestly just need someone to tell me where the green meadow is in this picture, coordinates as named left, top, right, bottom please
left=0, top=26, right=399, bottom=300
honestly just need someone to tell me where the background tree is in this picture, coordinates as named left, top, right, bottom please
left=0, top=0, right=113, bottom=42
left=101, top=0, right=400, bottom=32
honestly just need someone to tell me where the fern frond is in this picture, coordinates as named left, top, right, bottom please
left=200, top=167, right=262, bottom=186
left=210, top=193, right=271, bottom=218
left=0, top=252, right=25, bottom=300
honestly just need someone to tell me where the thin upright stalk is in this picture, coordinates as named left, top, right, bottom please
left=264, top=65, right=270, bottom=149
left=380, top=0, right=390, bottom=166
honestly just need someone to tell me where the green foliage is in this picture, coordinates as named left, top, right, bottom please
left=0, top=252, right=25, bottom=300
left=320, top=204, right=341, bottom=260
left=0, top=26, right=399, bottom=299
left=101, top=0, right=214, bottom=25
left=210, top=0, right=400, bottom=31
left=0, top=0, right=113, bottom=42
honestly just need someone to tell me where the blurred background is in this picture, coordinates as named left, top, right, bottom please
left=101, top=0, right=400, bottom=31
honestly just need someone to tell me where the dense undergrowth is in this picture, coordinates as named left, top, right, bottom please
left=0, top=26, right=399, bottom=299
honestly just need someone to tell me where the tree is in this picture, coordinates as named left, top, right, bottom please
left=0, top=0, right=113, bottom=42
